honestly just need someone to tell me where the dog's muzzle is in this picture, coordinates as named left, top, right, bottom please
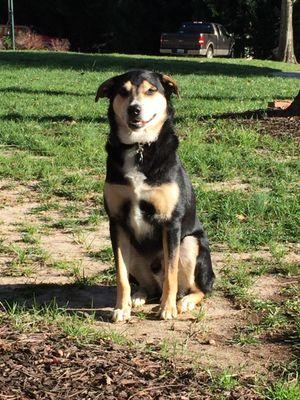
left=127, top=105, right=157, bottom=130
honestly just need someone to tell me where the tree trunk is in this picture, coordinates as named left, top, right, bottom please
left=284, top=90, right=300, bottom=115
left=277, top=0, right=297, bottom=63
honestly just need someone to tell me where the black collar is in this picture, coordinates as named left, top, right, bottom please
left=107, top=134, right=153, bottom=164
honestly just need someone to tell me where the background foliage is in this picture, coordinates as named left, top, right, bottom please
left=0, top=0, right=299, bottom=58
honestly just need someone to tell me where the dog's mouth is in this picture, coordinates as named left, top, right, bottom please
left=128, top=114, right=157, bottom=130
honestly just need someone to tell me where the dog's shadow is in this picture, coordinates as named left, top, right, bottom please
left=0, top=283, right=117, bottom=322
left=0, top=283, right=161, bottom=322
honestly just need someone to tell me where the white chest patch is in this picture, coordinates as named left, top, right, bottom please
left=123, top=149, right=154, bottom=239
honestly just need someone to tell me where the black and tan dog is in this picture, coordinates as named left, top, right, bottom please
left=95, top=70, right=215, bottom=322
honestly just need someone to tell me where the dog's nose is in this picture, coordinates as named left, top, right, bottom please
left=128, top=104, right=141, bottom=117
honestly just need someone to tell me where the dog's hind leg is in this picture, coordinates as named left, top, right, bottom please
left=129, top=251, right=160, bottom=308
left=177, top=288, right=205, bottom=313
left=131, top=288, right=148, bottom=308
left=177, top=234, right=214, bottom=314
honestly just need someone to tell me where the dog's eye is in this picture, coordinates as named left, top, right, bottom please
left=119, top=87, right=129, bottom=97
left=146, top=88, right=157, bottom=95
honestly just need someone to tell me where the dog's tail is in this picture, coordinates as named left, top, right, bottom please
left=195, top=235, right=215, bottom=293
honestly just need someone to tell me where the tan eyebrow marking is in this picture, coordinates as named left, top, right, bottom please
left=123, top=81, right=133, bottom=91
left=138, top=80, right=157, bottom=94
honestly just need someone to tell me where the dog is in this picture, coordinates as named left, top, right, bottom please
left=95, top=70, right=215, bottom=322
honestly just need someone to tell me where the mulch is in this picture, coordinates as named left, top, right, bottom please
left=199, top=99, right=300, bottom=140
left=0, top=322, right=262, bottom=400
left=246, top=115, right=300, bottom=139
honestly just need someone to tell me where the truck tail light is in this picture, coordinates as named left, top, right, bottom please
left=198, top=35, right=205, bottom=46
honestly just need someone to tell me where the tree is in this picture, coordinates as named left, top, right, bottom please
left=277, top=0, right=298, bottom=63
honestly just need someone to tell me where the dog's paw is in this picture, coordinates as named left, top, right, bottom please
left=158, top=301, right=178, bottom=320
left=112, top=307, right=131, bottom=323
left=177, top=297, right=196, bottom=313
left=131, top=291, right=147, bottom=308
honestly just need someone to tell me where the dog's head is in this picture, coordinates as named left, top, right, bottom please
left=95, top=70, right=179, bottom=144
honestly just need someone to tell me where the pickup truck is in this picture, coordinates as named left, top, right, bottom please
left=160, top=22, right=234, bottom=58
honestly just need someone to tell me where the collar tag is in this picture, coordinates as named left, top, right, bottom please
left=136, top=143, right=144, bottom=163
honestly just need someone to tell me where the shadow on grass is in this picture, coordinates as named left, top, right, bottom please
left=0, top=87, right=281, bottom=104
left=185, top=94, right=289, bottom=102
left=0, top=283, right=161, bottom=322
left=174, top=105, right=294, bottom=123
left=0, top=86, right=94, bottom=97
left=0, top=283, right=115, bottom=321
left=0, top=51, right=280, bottom=76
left=0, top=112, right=106, bottom=124
left=197, top=108, right=291, bottom=121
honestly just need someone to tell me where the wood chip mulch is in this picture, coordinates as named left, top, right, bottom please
left=0, top=322, right=262, bottom=400
left=246, top=116, right=300, bottom=139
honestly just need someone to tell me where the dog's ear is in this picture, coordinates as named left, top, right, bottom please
left=161, top=74, right=180, bottom=98
left=95, top=77, right=115, bottom=102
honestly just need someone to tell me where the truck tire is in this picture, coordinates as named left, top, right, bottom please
left=206, top=46, right=214, bottom=58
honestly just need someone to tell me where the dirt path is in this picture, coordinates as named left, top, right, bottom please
left=0, top=179, right=298, bottom=376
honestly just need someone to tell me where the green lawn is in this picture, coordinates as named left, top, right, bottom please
left=0, top=51, right=299, bottom=251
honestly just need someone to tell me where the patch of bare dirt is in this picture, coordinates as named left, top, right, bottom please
left=203, top=179, right=251, bottom=192
left=40, top=225, right=110, bottom=276
left=211, top=246, right=300, bottom=270
left=0, top=179, right=297, bottom=377
left=249, top=275, right=298, bottom=301
left=0, top=179, right=109, bottom=283
left=284, top=248, right=300, bottom=264
left=0, top=180, right=40, bottom=242
left=200, top=179, right=274, bottom=195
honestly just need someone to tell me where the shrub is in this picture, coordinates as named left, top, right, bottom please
left=50, top=38, right=70, bottom=52
left=16, top=31, right=45, bottom=50
left=0, top=38, right=5, bottom=50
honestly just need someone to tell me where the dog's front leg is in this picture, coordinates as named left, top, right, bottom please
left=110, top=221, right=131, bottom=322
left=159, top=225, right=180, bottom=320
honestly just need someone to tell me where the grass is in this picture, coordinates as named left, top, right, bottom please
left=266, top=380, right=300, bottom=400
left=89, top=246, right=114, bottom=263
left=70, top=266, right=116, bottom=286
left=218, top=254, right=299, bottom=349
left=218, top=261, right=254, bottom=305
left=212, top=369, right=238, bottom=391
left=17, top=222, right=40, bottom=244
left=0, top=300, right=128, bottom=345
left=3, top=243, right=50, bottom=277
left=0, top=51, right=299, bottom=251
